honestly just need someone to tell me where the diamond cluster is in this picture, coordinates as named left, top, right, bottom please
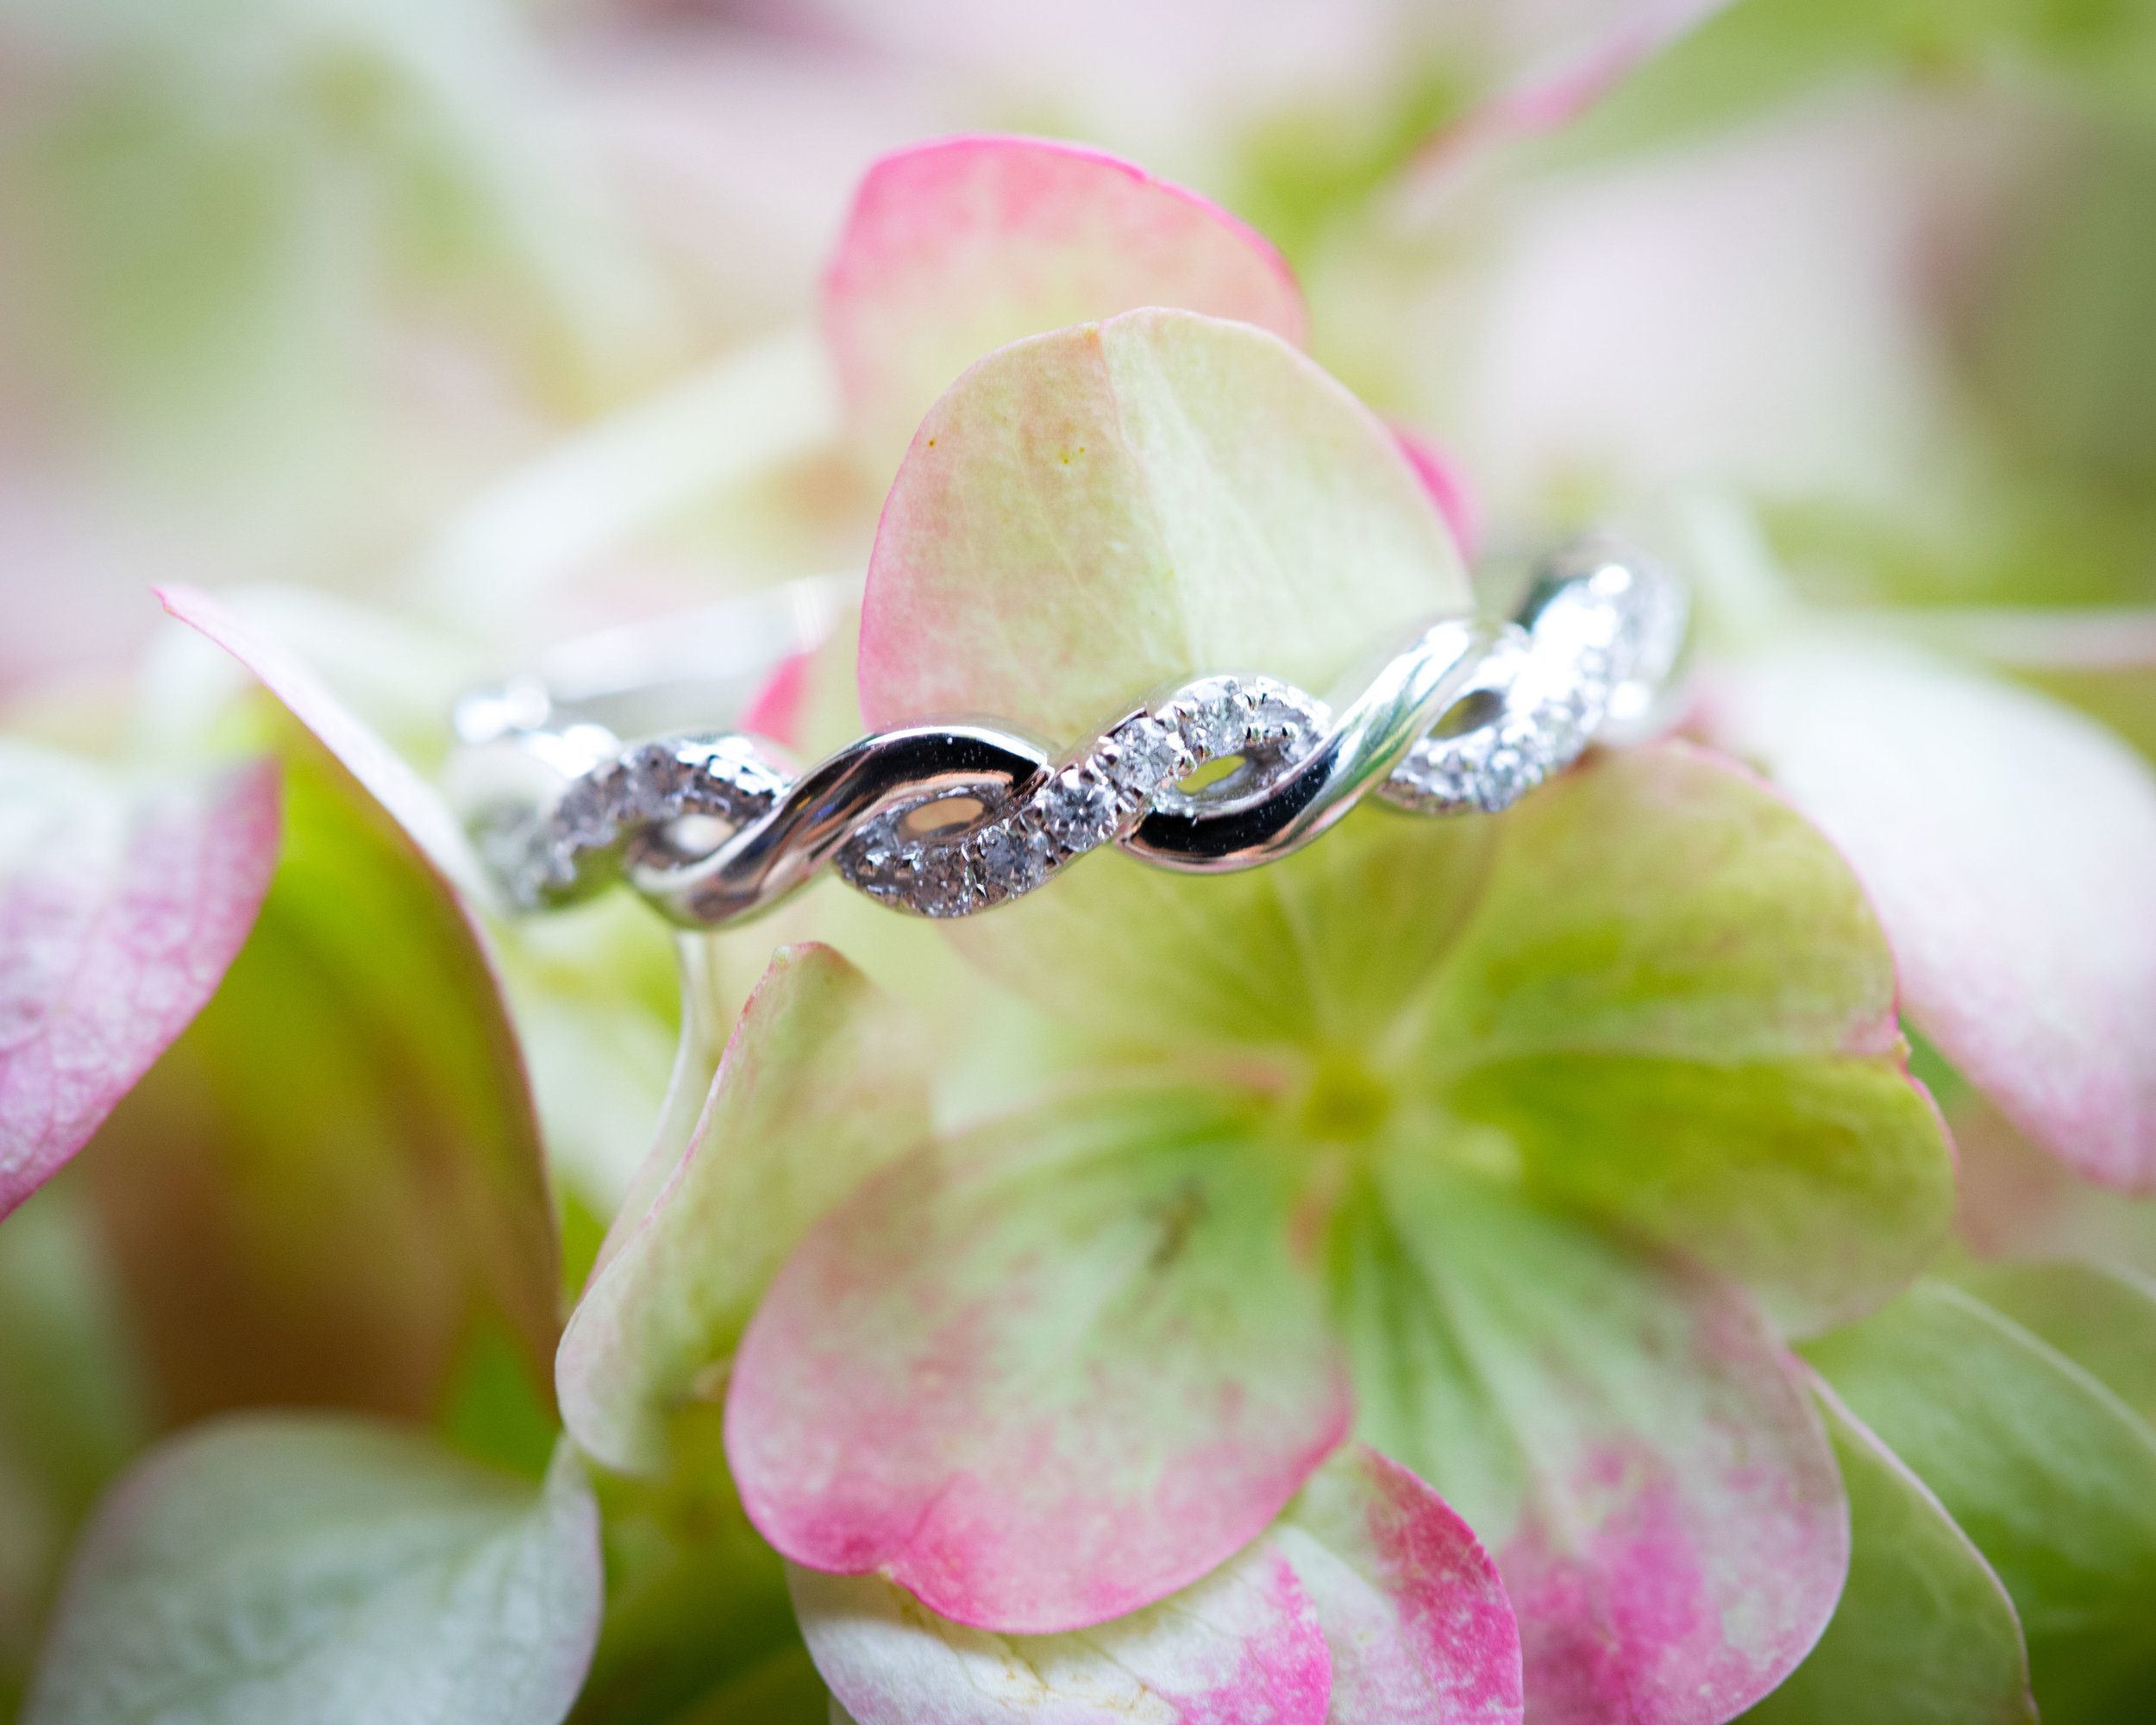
left=497, top=733, right=792, bottom=909
left=835, top=675, right=1329, bottom=918
left=1381, top=558, right=1666, bottom=816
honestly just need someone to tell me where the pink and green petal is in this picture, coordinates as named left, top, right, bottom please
left=1, top=751, right=278, bottom=1220
left=826, top=135, right=1307, bottom=480
left=1419, top=746, right=1954, bottom=1333
left=1741, top=1377, right=2036, bottom=1725
left=725, top=1085, right=1350, bottom=1634
left=1270, top=1446, right=1522, bottom=1724
left=82, top=735, right=561, bottom=1426
left=1340, top=1158, right=1846, bottom=1725
left=557, top=944, right=930, bottom=1477
left=158, top=585, right=494, bottom=906
left=858, top=308, right=1470, bottom=743
left=1707, top=644, right=2156, bottom=1190
left=24, top=1416, right=600, bottom=1725
left=950, top=806, right=1492, bottom=1057
left=1802, top=1279, right=2156, bottom=1722
left=790, top=1544, right=1332, bottom=1725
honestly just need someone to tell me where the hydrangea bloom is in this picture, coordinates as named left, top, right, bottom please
left=6, top=16, right=2156, bottom=1724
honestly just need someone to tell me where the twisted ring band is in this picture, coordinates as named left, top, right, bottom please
left=450, top=534, right=1686, bottom=930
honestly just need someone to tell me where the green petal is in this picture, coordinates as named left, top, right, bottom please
left=1739, top=1378, right=2036, bottom=1725
left=948, top=803, right=1492, bottom=1056
left=575, top=1403, right=827, bottom=1725
left=81, top=732, right=561, bottom=1427
left=859, top=307, right=1469, bottom=743
left=23, top=1416, right=600, bottom=1725
left=1802, top=1280, right=2156, bottom=1724
left=1339, top=1156, right=1846, bottom=1723
left=1420, top=746, right=1954, bottom=1334
left=557, top=944, right=931, bottom=1477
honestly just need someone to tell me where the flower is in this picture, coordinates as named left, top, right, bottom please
left=552, top=297, right=1952, bottom=1720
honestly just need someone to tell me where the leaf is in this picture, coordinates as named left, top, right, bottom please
left=24, top=1414, right=601, bottom=1725
left=1802, top=1279, right=2156, bottom=1724
left=1340, top=1158, right=1846, bottom=1725
left=826, top=135, right=1307, bottom=481
left=725, top=1084, right=1350, bottom=1634
left=858, top=307, right=1469, bottom=743
left=1946, top=1258, right=2156, bottom=1428
left=80, top=731, right=561, bottom=1427
left=1739, top=1377, right=2035, bottom=1725
left=790, top=1542, right=1332, bottom=1725
left=0, top=1178, right=154, bottom=1716
left=1270, top=1445, right=1522, bottom=1725
left=0, top=743, right=279, bottom=1220
left=558, top=944, right=931, bottom=1477
left=1419, top=745, right=1954, bottom=1334
left=1707, top=643, right=2156, bottom=1189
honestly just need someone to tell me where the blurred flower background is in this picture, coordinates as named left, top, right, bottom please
left=3, top=1, right=2156, bottom=1722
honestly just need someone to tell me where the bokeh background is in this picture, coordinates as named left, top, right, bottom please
left=3, top=0, right=2153, bottom=719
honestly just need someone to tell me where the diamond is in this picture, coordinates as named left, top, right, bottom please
left=1098, top=715, right=1189, bottom=802
left=1040, top=765, right=1120, bottom=851
left=975, top=817, right=1053, bottom=900
left=910, top=844, right=979, bottom=917
left=1174, top=679, right=1250, bottom=760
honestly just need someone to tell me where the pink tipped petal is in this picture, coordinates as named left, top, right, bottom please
left=156, top=585, right=492, bottom=905
left=558, top=944, right=930, bottom=1477
left=859, top=308, right=1469, bottom=742
left=1392, top=427, right=1482, bottom=561
left=726, top=1086, right=1351, bottom=1634
left=1344, top=1163, right=1846, bottom=1725
left=1708, top=644, right=2156, bottom=1190
left=83, top=740, right=561, bottom=1424
left=740, top=651, right=813, bottom=749
left=1271, top=1446, right=1522, bottom=1725
left=790, top=1543, right=1332, bottom=1725
left=827, top=135, right=1307, bottom=477
left=1397, top=0, right=1734, bottom=209
left=0, top=757, right=279, bottom=1219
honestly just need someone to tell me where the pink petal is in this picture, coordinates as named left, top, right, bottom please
left=1707, top=644, right=2156, bottom=1190
left=1271, top=1446, right=1523, bottom=1724
left=790, top=1542, right=1332, bottom=1725
left=826, top=135, right=1307, bottom=477
left=726, top=1086, right=1351, bottom=1634
left=859, top=308, right=1468, bottom=742
left=557, top=944, right=930, bottom=1476
left=0, top=758, right=279, bottom=1219
left=156, top=586, right=492, bottom=905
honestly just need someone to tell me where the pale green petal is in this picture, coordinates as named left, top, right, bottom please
left=1419, top=746, right=1954, bottom=1334
left=24, top=1417, right=601, bottom=1725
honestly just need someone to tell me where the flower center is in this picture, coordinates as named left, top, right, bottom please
left=1294, top=1051, right=1395, bottom=1146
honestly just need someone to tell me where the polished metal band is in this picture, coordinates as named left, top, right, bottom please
left=449, top=534, right=1686, bottom=930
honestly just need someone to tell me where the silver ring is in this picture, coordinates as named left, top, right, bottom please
left=448, top=533, right=1687, bottom=929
